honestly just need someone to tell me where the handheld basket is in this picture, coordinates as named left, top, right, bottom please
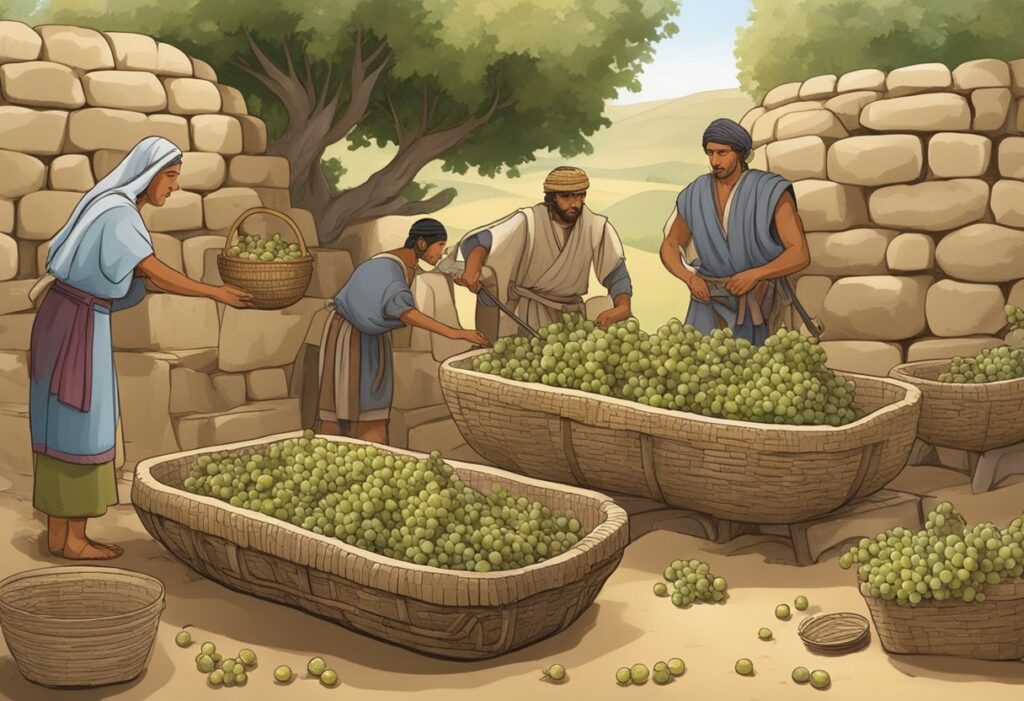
left=217, top=207, right=313, bottom=309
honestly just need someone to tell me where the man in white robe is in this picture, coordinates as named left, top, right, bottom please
left=452, top=166, right=633, bottom=341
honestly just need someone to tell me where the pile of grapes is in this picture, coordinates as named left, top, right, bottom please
left=652, top=558, right=728, bottom=607
left=839, top=501, right=1024, bottom=606
left=225, top=233, right=305, bottom=262
left=938, top=305, right=1024, bottom=383
left=471, top=315, right=862, bottom=426
left=184, top=431, right=584, bottom=572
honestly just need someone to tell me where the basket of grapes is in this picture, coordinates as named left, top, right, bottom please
left=888, top=306, right=1024, bottom=452
left=842, top=501, right=1024, bottom=660
left=131, top=430, right=628, bottom=661
left=439, top=316, right=922, bottom=524
left=217, top=207, right=313, bottom=309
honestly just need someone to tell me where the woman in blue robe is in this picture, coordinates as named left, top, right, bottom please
left=30, top=136, right=253, bottom=560
left=317, top=218, right=489, bottom=445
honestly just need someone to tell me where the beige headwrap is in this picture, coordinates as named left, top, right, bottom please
left=543, top=166, right=590, bottom=193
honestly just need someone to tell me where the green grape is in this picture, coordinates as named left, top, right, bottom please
left=653, top=582, right=669, bottom=597
left=653, top=669, right=671, bottom=684
left=794, top=595, right=809, bottom=611
left=792, top=666, right=811, bottom=684
left=274, top=665, right=293, bottom=683
left=735, top=658, right=754, bottom=676
left=810, top=669, right=831, bottom=689
left=238, top=649, right=257, bottom=667
left=208, top=669, right=225, bottom=686
left=320, top=669, right=339, bottom=686
left=667, top=658, right=685, bottom=676
left=758, top=627, right=773, bottom=640
left=200, top=641, right=216, bottom=656
left=196, top=655, right=215, bottom=674
left=615, top=667, right=631, bottom=685
left=307, top=657, right=327, bottom=677
left=630, top=663, right=649, bottom=685
left=175, top=630, right=191, bottom=647
left=775, top=604, right=791, bottom=619
left=543, top=664, right=566, bottom=682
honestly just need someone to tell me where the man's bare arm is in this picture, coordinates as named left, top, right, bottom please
left=753, top=192, right=810, bottom=279
left=659, top=214, right=696, bottom=285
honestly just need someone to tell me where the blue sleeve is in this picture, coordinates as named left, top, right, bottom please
left=382, top=282, right=415, bottom=320
left=98, top=209, right=154, bottom=285
left=111, top=276, right=147, bottom=311
left=602, top=260, right=632, bottom=298
left=460, top=229, right=492, bottom=258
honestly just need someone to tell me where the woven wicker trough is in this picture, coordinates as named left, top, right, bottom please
left=439, top=350, right=922, bottom=524
left=889, top=360, right=1024, bottom=453
left=132, top=431, right=628, bottom=660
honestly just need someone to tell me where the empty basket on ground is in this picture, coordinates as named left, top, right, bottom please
left=439, top=349, right=922, bottom=524
left=217, top=207, right=313, bottom=309
left=861, top=576, right=1024, bottom=660
left=132, top=431, right=628, bottom=661
left=0, top=566, right=165, bottom=688
left=888, top=360, right=1024, bottom=453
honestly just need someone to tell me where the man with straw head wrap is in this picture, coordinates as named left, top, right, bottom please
left=660, top=118, right=811, bottom=345
left=451, top=166, right=633, bottom=341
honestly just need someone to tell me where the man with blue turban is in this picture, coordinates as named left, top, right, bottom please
left=659, top=118, right=811, bottom=345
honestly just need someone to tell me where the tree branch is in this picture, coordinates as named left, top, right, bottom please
left=303, top=53, right=316, bottom=106
left=356, top=187, right=458, bottom=223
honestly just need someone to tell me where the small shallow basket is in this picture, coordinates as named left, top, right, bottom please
left=217, top=207, right=313, bottom=310
left=797, top=612, right=870, bottom=654
left=0, top=566, right=165, bottom=688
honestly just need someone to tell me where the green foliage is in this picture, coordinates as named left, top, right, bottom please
left=320, top=157, right=348, bottom=196
left=0, top=0, right=36, bottom=19
left=736, top=0, right=1024, bottom=100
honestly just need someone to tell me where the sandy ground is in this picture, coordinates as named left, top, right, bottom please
left=0, top=468, right=1022, bottom=701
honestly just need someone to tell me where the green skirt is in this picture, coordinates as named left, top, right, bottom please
left=33, top=454, right=118, bottom=518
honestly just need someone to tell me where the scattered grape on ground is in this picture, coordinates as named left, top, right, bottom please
left=658, top=559, right=728, bottom=607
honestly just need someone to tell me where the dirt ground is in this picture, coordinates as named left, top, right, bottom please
left=0, top=466, right=1021, bottom=701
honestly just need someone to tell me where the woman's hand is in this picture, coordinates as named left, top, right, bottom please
left=455, top=329, right=490, bottom=346
left=215, top=284, right=254, bottom=308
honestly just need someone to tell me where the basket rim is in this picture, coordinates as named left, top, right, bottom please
left=890, top=359, right=1024, bottom=388
left=0, top=566, right=166, bottom=625
left=796, top=611, right=869, bottom=643
left=132, top=431, right=630, bottom=607
left=441, top=349, right=922, bottom=435
left=857, top=574, right=1024, bottom=608
left=218, top=253, right=313, bottom=265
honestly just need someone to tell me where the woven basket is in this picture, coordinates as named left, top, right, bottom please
left=439, top=350, right=922, bottom=524
left=0, top=566, right=165, bottom=688
left=889, top=360, right=1024, bottom=452
left=217, top=207, right=313, bottom=309
left=797, top=612, right=870, bottom=654
left=131, top=431, right=629, bottom=661
left=861, top=577, right=1024, bottom=659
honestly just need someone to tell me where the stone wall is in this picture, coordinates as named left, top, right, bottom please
left=741, top=59, right=1024, bottom=376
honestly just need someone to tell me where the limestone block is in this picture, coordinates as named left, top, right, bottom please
left=413, top=271, right=472, bottom=362
left=217, top=85, right=247, bottom=116
left=998, top=137, right=1024, bottom=179
left=253, top=188, right=291, bottom=211
left=953, top=59, right=1011, bottom=90
left=286, top=208, right=319, bottom=248
left=191, top=114, right=242, bottom=155
left=749, top=146, right=767, bottom=171
left=92, top=149, right=126, bottom=180
left=17, top=240, right=38, bottom=279
left=804, top=229, right=896, bottom=276
left=927, top=133, right=991, bottom=178
left=0, top=151, right=46, bottom=198
left=203, top=187, right=261, bottom=230
left=246, top=368, right=289, bottom=400
left=1012, top=59, right=1024, bottom=97
left=81, top=70, right=167, bottom=112
left=307, top=248, right=355, bottom=298
left=238, top=115, right=268, bottom=154
left=212, top=373, right=246, bottom=410
left=38, top=25, right=114, bottom=71
left=0, top=403, right=32, bottom=477
left=0, top=350, right=28, bottom=401
left=0, top=279, right=33, bottom=313
left=0, top=61, right=83, bottom=109
left=34, top=238, right=49, bottom=274
left=0, top=235, right=17, bottom=281
left=388, top=404, right=452, bottom=449
left=155, top=42, right=192, bottom=77
left=16, top=191, right=81, bottom=241
left=868, top=180, right=989, bottom=231
left=824, top=90, right=882, bottom=131
left=886, top=233, right=935, bottom=272
left=820, top=341, right=903, bottom=376
left=792, top=276, right=832, bottom=329
left=0, top=313, right=32, bottom=350
left=1012, top=280, right=1024, bottom=308
left=304, top=308, right=332, bottom=347
left=750, top=101, right=823, bottom=147
left=227, top=155, right=290, bottom=188
left=907, top=336, right=1005, bottom=362
left=0, top=21, right=42, bottom=62
left=113, top=351, right=178, bottom=457
left=182, top=234, right=226, bottom=280
left=0, top=200, right=11, bottom=234
left=762, top=81, right=802, bottom=109
left=218, top=298, right=327, bottom=372
left=739, top=106, right=765, bottom=134
left=150, top=233, right=184, bottom=273
left=393, top=350, right=444, bottom=410
left=146, top=114, right=190, bottom=151
left=190, top=57, right=217, bottom=82
left=161, top=349, right=221, bottom=373
left=0, top=106, right=67, bottom=155
left=821, top=276, right=931, bottom=341
left=860, top=94, right=971, bottom=131
left=142, top=190, right=203, bottom=233
left=169, top=367, right=219, bottom=414
left=935, top=223, right=1024, bottom=282
left=104, top=32, right=157, bottom=71
left=407, top=417, right=484, bottom=464
left=173, top=399, right=301, bottom=451
left=791, top=180, right=868, bottom=231
left=837, top=68, right=885, bottom=93
left=337, top=217, right=416, bottom=264
left=67, top=107, right=150, bottom=151
left=201, top=248, right=224, bottom=285
left=972, top=88, right=1012, bottom=131
left=885, top=63, right=952, bottom=97
left=111, top=295, right=219, bottom=350
left=49, top=154, right=94, bottom=191
left=775, top=109, right=848, bottom=140
left=176, top=152, right=225, bottom=191
left=925, top=280, right=1006, bottom=336
left=163, top=77, right=221, bottom=115
left=990, top=180, right=1024, bottom=227
left=826, top=135, right=922, bottom=186
left=799, top=74, right=837, bottom=100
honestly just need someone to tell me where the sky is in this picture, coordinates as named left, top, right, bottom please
left=615, top=0, right=754, bottom=104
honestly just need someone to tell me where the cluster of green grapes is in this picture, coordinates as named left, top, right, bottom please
left=652, top=559, right=728, bottom=607
left=225, top=233, right=304, bottom=262
left=939, top=305, right=1024, bottom=383
left=615, top=658, right=686, bottom=686
left=839, top=501, right=1024, bottom=606
left=184, top=430, right=583, bottom=573
left=1007, top=304, right=1024, bottom=334
left=471, top=315, right=861, bottom=427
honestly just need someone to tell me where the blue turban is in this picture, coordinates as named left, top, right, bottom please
left=404, top=217, right=448, bottom=248
left=702, top=118, right=753, bottom=160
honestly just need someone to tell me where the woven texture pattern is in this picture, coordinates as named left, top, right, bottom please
left=131, top=431, right=629, bottom=660
left=0, top=566, right=165, bottom=688
left=862, top=577, right=1024, bottom=659
left=889, top=360, right=1024, bottom=452
left=797, top=612, right=870, bottom=653
left=439, top=350, right=922, bottom=524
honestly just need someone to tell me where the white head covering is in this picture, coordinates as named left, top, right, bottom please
left=47, top=136, right=182, bottom=278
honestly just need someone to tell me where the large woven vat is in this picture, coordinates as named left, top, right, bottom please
left=440, top=350, right=922, bottom=524
left=889, top=360, right=1024, bottom=452
left=132, top=431, right=628, bottom=661
left=862, top=577, right=1024, bottom=659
